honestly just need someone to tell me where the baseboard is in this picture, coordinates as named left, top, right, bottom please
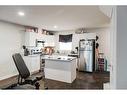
left=0, top=70, right=40, bottom=82
left=0, top=73, right=18, bottom=81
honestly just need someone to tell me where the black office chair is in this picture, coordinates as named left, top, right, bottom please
left=12, top=53, right=42, bottom=89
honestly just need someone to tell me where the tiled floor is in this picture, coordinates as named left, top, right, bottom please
left=44, top=71, right=109, bottom=89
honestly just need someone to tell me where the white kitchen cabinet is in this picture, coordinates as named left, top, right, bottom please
left=39, top=35, right=55, bottom=47
left=24, top=32, right=38, bottom=46
left=43, top=55, right=77, bottom=83
left=30, top=56, right=40, bottom=73
left=25, top=31, right=55, bottom=47
left=45, top=35, right=55, bottom=46
left=22, top=55, right=40, bottom=74
left=22, top=56, right=31, bottom=72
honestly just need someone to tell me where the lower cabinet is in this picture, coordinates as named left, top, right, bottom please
left=23, top=56, right=31, bottom=72
left=22, top=55, right=40, bottom=74
left=31, top=56, right=40, bottom=73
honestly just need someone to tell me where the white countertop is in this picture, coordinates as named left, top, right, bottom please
left=22, top=54, right=41, bottom=57
left=41, top=55, right=76, bottom=61
left=28, top=54, right=41, bottom=57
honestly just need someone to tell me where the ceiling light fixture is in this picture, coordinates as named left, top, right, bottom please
left=18, top=11, right=25, bottom=16
left=54, top=25, right=58, bottom=29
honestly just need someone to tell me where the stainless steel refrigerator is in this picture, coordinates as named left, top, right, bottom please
left=78, top=39, right=95, bottom=72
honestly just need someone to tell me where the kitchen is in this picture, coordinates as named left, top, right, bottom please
left=0, top=6, right=111, bottom=89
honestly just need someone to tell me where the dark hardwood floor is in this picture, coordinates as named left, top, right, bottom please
left=0, top=72, right=45, bottom=89
left=44, top=71, right=109, bottom=89
left=0, top=71, right=109, bottom=90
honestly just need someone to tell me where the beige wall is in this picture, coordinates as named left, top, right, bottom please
left=54, top=31, right=96, bottom=54
left=0, top=21, right=25, bottom=80
left=54, top=27, right=111, bottom=71
left=87, top=27, right=111, bottom=71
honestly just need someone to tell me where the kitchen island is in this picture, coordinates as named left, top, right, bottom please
left=42, top=55, right=77, bottom=83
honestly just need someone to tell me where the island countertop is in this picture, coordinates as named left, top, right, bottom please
left=43, top=55, right=77, bottom=83
left=41, top=55, right=76, bottom=61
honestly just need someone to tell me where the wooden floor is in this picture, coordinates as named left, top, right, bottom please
left=0, top=72, right=45, bottom=89
left=0, top=71, right=109, bottom=90
left=44, top=71, right=109, bottom=89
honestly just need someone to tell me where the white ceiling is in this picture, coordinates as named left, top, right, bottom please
left=0, top=6, right=110, bottom=31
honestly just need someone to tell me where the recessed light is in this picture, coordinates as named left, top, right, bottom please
left=54, top=25, right=58, bottom=29
left=18, top=11, right=25, bottom=16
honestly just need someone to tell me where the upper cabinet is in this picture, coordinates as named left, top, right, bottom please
left=25, top=32, right=38, bottom=46
left=24, top=27, right=38, bottom=47
left=24, top=28, right=55, bottom=47
left=45, top=35, right=55, bottom=47
left=37, top=29, right=55, bottom=47
left=39, top=35, right=55, bottom=47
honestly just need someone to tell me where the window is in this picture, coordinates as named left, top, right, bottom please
left=59, top=34, right=73, bottom=51
left=59, top=42, right=72, bottom=51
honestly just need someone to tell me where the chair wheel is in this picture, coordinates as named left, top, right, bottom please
left=45, top=87, right=48, bottom=89
left=35, top=82, right=40, bottom=89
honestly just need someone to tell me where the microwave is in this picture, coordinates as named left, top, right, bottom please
left=36, top=39, right=45, bottom=47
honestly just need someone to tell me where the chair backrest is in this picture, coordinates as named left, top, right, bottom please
left=12, top=53, right=30, bottom=79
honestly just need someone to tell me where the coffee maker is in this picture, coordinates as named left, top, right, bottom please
left=22, top=45, right=29, bottom=56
